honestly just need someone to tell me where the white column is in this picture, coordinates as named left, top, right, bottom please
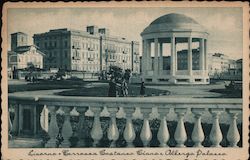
left=199, top=38, right=205, bottom=73
left=18, top=104, right=23, bottom=135
left=33, top=106, right=37, bottom=135
left=188, top=37, right=193, bottom=77
left=147, top=40, right=152, bottom=71
left=226, top=109, right=241, bottom=147
left=205, top=39, right=208, bottom=73
left=154, top=38, right=159, bottom=77
left=209, top=108, right=223, bottom=147
left=12, top=104, right=19, bottom=135
left=170, top=36, right=176, bottom=76
left=140, top=108, right=152, bottom=147
left=157, top=108, right=170, bottom=147
left=61, top=107, right=73, bottom=147
left=174, top=108, right=187, bottom=147
left=76, top=107, right=88, bottom=147
left=159, top=42, right=163, bottom=74
left=123, top=108, right=136, bottom=147
left=90, top=107, right=103, bottom=147
left=107, top=107, right=119, bottom=147
left=142, top=39, right=147, bottom=76
left=191, top=108, right=205, bottom=147
left=45, top=106, right=59, bottom=148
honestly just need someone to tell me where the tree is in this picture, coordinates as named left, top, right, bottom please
left=108, top=66, right=123, bottom=82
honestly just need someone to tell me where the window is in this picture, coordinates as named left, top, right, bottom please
left=64, top=51, right=67, bottom=58
left=64, top=41, right=68, bottom=48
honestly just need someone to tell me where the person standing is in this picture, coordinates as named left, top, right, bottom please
left=108, top=78, right=117, bottom=97
left=123, top=80, right=128, bottom=97
left=140, top=81, right=145, bottom=97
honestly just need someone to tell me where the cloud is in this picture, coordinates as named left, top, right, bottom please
left=202, top=13, right=240, bottom=32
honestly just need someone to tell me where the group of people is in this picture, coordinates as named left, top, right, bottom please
left=108, top=77, right=146, bottom=97
left=108, top=78, right=128, bottom=97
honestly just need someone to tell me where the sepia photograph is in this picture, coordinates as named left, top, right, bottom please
left=1, top=1, right=249, bottom=160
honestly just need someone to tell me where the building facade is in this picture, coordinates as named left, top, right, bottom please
left=208, top=53, right=237, bottom=77
left=33, top=26, right=140, bottom=73
left=8, top=32, right=44, bottom=72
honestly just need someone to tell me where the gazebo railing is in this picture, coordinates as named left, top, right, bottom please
left=8, top=95, right=242, bottom=148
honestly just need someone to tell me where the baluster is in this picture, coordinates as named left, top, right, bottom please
left=140, top=107, right=152, bottom=147
left=209, top=108, right=223, bottom=147
left=8, top=108, right=13, bottom=139
left=76, top=107, right=88, bottom=147
left=174, top=108, right=187, bottom=147
left=90, top=107, right=103, bottom=147
left=226, top=108, right=241, bottom=147
left=157, top=107, right=170, bottom=147
left=191, top=108, right=205, bottom=147
left=60, top=107, right=73, bottom=147
left=12, top=104, right=19, bottom=136
left=45, top=106, right=59, bottom=148
left=40, top=105, right=49, bottom=132
left=123, top=107, right=136, bottom=147
left=107, top=107, right=119, bottom=147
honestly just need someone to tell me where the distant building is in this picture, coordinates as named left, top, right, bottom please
left=177, top=49, right=201, bottom=70
left=33, top=26, right=140, bottom=73
left=208, top=53, right=241, bottom=80
left=11, top=32, right=28, bottom=51
left=208, top=53, right=234, bottom=77
left=8, top=32, right=45, bottom=72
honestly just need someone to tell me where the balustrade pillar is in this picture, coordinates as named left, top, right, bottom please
left=12, top=104, right=19, bottom=135
left=123, top=108, right=136, bottom=147
left=40, top=105, right=49, bottom=132
left=226, top=109, right=241, bottom=147
left=90, top=107, right=103, bottom=147
left=174, top=108, right=187, bottom=147
left=60, top=107, right=73, bottom=147
left=107, top=107, right=119, bottom=147
left=191, top=108, right=205, bottom=147
left=157, top=108, right=170, bottom=147
left=76, top=107, right=88, bottom=147
left=45, top=106, right=59, bottom=148
left=8, top=108, right=13, bottom=139
left=140, top=108, right=152, bottom=147
left=209, top=108, right=223, bottom=147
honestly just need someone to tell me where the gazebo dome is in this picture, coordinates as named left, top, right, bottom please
left=141, top=13, right=207, bottom=35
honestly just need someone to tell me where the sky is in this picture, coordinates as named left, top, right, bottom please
left=7, top=7, right=243, bottom=59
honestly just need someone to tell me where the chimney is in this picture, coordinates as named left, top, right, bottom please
left=98, top=28, right=110, bottom=36
left=86, top=25, right=99, bottom=35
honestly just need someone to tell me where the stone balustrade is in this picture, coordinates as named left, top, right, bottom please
left=8, top=95, right=242, bottom=148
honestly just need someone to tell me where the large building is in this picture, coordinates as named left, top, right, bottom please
left=141, top=13, right=209, bottom=84
left=8, top=32, right=44, bottom=71
left=208, top=53, right=242, bottom=80
left=33, top=26, right=140, bottom=73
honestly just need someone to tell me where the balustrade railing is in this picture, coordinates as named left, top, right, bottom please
left=8, top=95, right=242, bottom=148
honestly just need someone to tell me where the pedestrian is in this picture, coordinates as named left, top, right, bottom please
left=108, top=78, right=117, bottom=97
left=122, top=79, right=128, bottom=97
left=140, top=81, right=145, bottom=97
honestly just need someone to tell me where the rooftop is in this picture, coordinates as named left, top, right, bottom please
left=141, top=13, right=207, bottom=36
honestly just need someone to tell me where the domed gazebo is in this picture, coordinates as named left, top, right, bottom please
left=141, top=13, right=209, bottom=84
